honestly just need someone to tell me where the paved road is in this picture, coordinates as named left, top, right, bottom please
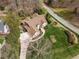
left=43, top=4, right=79, bottom=35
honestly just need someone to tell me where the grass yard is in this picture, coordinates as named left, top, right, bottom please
left=0, top=36, right=5, bottom=44
left=45, top=24, right=79, bottom=59
left=26, top=23, right=79, bottom=59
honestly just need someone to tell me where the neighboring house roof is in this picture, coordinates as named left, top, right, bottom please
left=0, top=20, right=9, bottom=35
left=0, top=20, right=4, bottom=33
left=21, top=15, right=47, bottom=36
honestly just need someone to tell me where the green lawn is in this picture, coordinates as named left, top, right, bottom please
left=0, top=36, right=5, bottom=44
left=26, top=23, right=79, bottom=59
left=44, top=23, right=79, bottom=59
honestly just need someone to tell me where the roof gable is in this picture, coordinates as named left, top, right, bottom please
left=21, top=15, right=47, bottom=36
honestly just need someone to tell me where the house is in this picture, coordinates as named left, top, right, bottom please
left=0, top=20, right=10, bottom=35
left=21, top=15, right=47, bottom=36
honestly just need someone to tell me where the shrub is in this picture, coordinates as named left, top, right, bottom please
left=0, top=5, right=5, bottom=11
left=0, top=36, right=5, bottom=44
left=18, top=10, right=28, bottom=17
left=59, top=0, right=65, bottom=3
left=34, top=7, right=47, bottom=15
left=46, top=13, right=52, bottom=24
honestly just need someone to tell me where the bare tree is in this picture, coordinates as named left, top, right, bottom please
left=0, top=0, right=40, bottom=14
left=17, top=0, right=40, bottom=14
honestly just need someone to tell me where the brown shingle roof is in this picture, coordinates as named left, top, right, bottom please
left=21, top=15, right=47, bottom=36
